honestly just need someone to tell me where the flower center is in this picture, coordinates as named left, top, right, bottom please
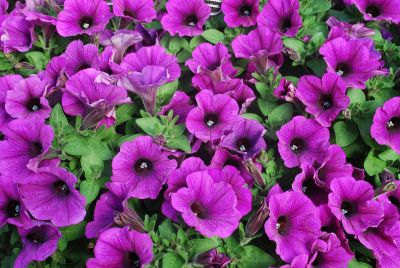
left=366, top=5, right=380, bottom=17
left=185, top=14, right=198, bottom=27
left=204, top=113, right=219, bottom=128
left=341, top=201, right=355, bottom=217
left=26, top=97, right=41, bottom=112
left=134, top=159, right=153, bottom=174
left=389, top=196, right=400, bottom=209
left=387, top=117, right=400, bottom=131
left=335, top=62, right=350, bottom=76
left=124, top=252, right=141, bottom=268
left=236, top=138, right=252, bottom=153
left=5, top=200, right=20, bottom=218
left=223, top=158, right=241, bottom=169
left=312, top=253, right=323, bottom=266
left=280, top=18, right=292, bottom=33
left=302, top=177, right=319, bottom=196
left=319, top=95, right=333, bottom=110
left=290, top=138, right=304, bottom=153
left=239, top=5, right=252, bottom=16
left=77, top=63, right=91, bottom=72
left=275, top=216, right=288, bottom=235
left=53, top=180, right=70, bottom=196
left=123, top=9, right=136, bottom=18
left=29, top=142, right=43, bottom=157
left=27, top=231, right=45, bottom=244
left=0, top=132, right=4, bottom=141
left=191, top=202, right=207, bottom=219
left=79, top=16, right=93, bottom=29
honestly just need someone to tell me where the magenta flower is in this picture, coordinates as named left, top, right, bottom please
left=161, top=0, right=211, bottom=37
left=0, top=74, right=23, bottom=130
left=296, top=73, right=350, bottom=127
left=171, top=170, right=241, bottom=238
left=232, top=27, right=283, bottom=73
left=328, top=177, right=384, bottom=235
left=319, top=37, right=381, bottom=89
left=5, top=76, right=51, bottom=121
left=221, top=0, right=259, bottom=28
left=87, top=227, right=153, bottom=268
left=186, top=90, right=240, bottom=142
left=326, top=16, right=375, bottom=41
left=14, top=224, right=61, bottom=268
left=276, top=116, right=331, bottom=168
left=19, top=166, right=86, bottom=227
left=112, top=0, right=156, bottom=23
left=371, top=97, right=400, bottom=154
left=264, top=191, right=321, bottom=262
left=1, top=12, right=35, bottom=53
left=0, top=175, right=32, bottom=228
left=352, top=0, right=400, bottom=23
left=274, top=78, right=297, bottom=103
left=0, top=118, right=54, bottom=182
left=160, top=91, right=195, bottom=124
left=220, top=119, right=266, bottom=159
left=196, top=249, right=230, bottom=267
left=63, top=40, right=100, bottom=76
left=111, top=136, right=177, bottom=199
left=56, top=0, right=113, bottom=37
left=257, top=0, right=302, bottom=37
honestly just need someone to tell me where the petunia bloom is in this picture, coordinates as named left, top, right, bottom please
left=63, top=40, right=100, bottom=77
left=276, top=116, right=330, bottom=168
left=87, top=227, right=153, bottom=268
left=161, top=0, right=211, bottom=37
left=5, top=76, right=51, bottom=121
left=319, top=37, right=381, bottom=89
left=257, top=0, right=302, bottom=37
left=1, top=12, right=35, bottom=53
left=196, top=249, right=230, bottom=267
left=296, top=73, right=350, bottom=127
left=19, top=166, right=86, bottom=227
left=186, top=90, right=240, bottom=142
left=171, top=170, right=242, bottom=238
left=112, top=136, right=177, bottom=199
left=352, top=0, right=400, bottom=23
left=0, top=74, right=23, bottom=130
left=112, top=0, right=156, bottom=23
left=160, top=91, right=195, bottom=124
left=56, top=0, right=113, bottom=37
left=14, top=224, right=61, bottom=268
left=221, top=0, right=259, bottom=28
left=328, top=177, right=384, bottom=235
left=264, top=191, right=321, bottom=262
left=371, top=97, right=400, bottom=154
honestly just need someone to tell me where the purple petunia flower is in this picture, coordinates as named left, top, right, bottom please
left=171, top=170, right=241, bottom=238
left=196, top=249, right=230, bottom=267
left=1, top=12, right=35, bottom=53
left=161, top=0, right=211, bottom=37
left=296, top=73, right=350, bottom=127
left=328, top=177, right=384, bottom=235
left=118, top=46, right=180, bottom=115
left=0, top=74, right=23, bottom=130
left=112, top=0, right=156, bottom=23
left=14, top=224, right=61, bottom=268
left=371, top=97, right=400, bottom=154
left=0, top=118, right=55, bottom=182
left=221, top=0, right=259, bottom=28
left=62, top=68, right=131, bottom=128
left=232, top=27, right=283, bottom=73
left=264, top=191, right=321, bottom=262
left=215, top=79, right=256, bottom=114
left=160, top=91, right=195, bottom=124
left=19, top=166, right=86, bottom=227
left=5, top=76, right=51, bottom=121
left=276, top=116, right=331, bottom=168
left=0, top=175, right=32, bottom=228
left=56, top=0, right=113, bottom=37
left=186, top=43, right=237, bottom=83
left=319, top=37, right=381, bottom=89
left=220, top=119, right=266, bottom=160
left=274, top=78, right=298, bottom=103
left=112, top=136, right=177, bottom=199
left=186, top=90, right=240, bottom=142
left=87, top=227, right=153, bottom=268
left=352, top=0, right=400, bottom=23
left=326, top=16, right=375, bottom=41
left=63, top=40, right=100, bottom=77
left=257, top=0, right=302, bottom=37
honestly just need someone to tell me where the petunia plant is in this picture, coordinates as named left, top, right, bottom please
left=1, top=0, right=400, bottom=267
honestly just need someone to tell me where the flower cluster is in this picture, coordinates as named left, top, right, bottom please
left=0, top=0, right=400, bottom=267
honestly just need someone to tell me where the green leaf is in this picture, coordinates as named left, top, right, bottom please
left=239, top=245, right=275, bottom=267
left=157, top=80, right=179, bottom=106
left=136, top=117, right=164, bottom=136
left=364, top=150, right=386, bottom=176
left=189, top=36, right=206, bottom=50
left=333, top=121, right=359, bottom=147
left=202, top=29, right=225, bottom=44
left=158, top=219, right=175, bottom=241
left=64, top=135, right=90, bottom=156
left=268, top=103, right=294, bottom=125
left=258, top=99, right=278, bottom=117
left=0, top=52, right=13, bottom=71
left=300, top=0, right=331, bottom=15
left=162, top=252, right=185, bottom=268
left=306, top=58, right=326, bottom=77
left=348, top=89, right=366, bottom=104
left=169, top=36, right=189, bottom=54
left=50, top=104, right=74, bottom=135
left=60, top=221, right=86, bottom=242
left=242, top=113, right=264, bottom=123
left=25, top=51, right=47, bottom=70
left=116, top=104, right=136, bottom=125
left=348, top=259, right=373, bottom=268
left=80, top=153, right=104, bottom=180
left=166, top=135, right=191, bottom=153
left=378, top=149, right=399, bottom=162
left=80, top=179, right=100, bottom=205
left=283, top=38, right=305, bottom=59
left=191, top=238, right=219, bottom=255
